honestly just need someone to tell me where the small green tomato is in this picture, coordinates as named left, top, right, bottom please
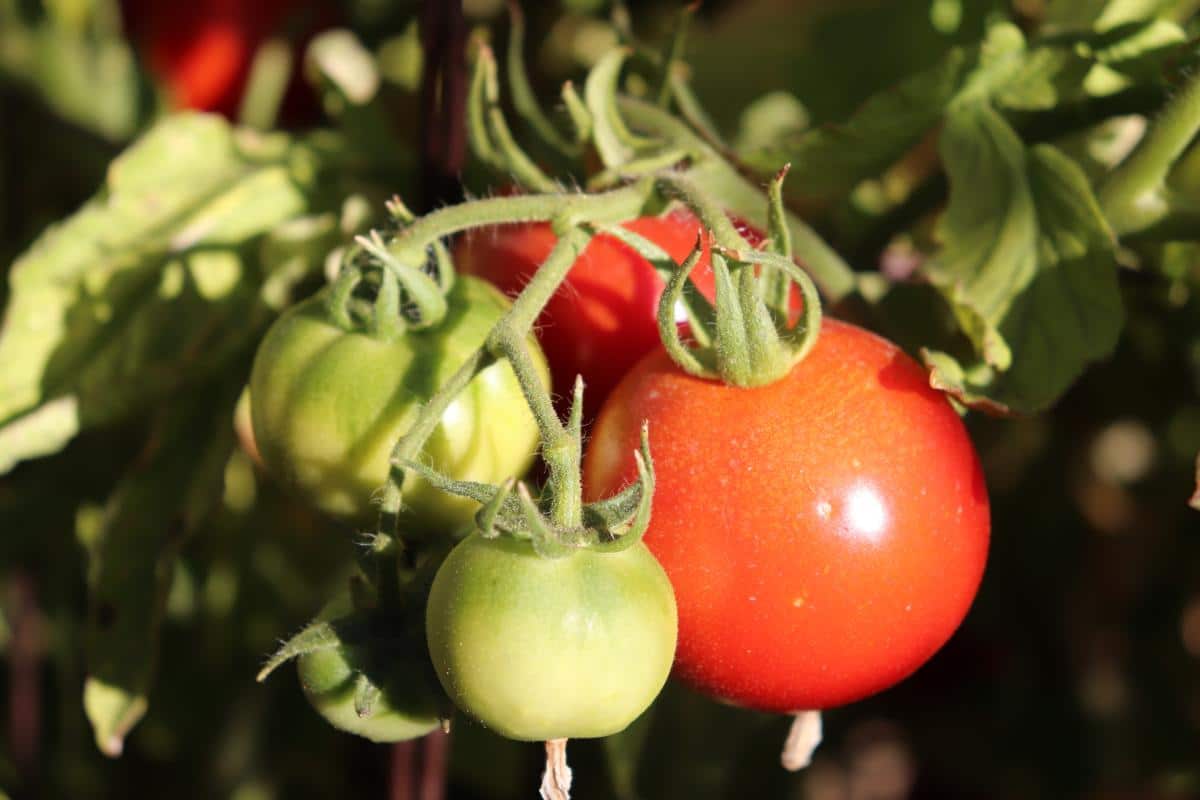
left=296, top=634, right=443, bottom=743
left=425, top=534, right=677, bottom=741
left=249, top=275, right=547, bottom=531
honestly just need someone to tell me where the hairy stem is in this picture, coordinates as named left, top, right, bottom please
left=617, top=97, right=857, bottom=301
left=379, top=225, right=594, bottom=536
left=487, top=227, right=594, bottom=528
left=385, top=183, right=648, bottom=266
left=1100, top=69, right=1200, bottom=235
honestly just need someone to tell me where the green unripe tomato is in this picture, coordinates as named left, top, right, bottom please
left=297, top=635, right=443, bottom=743
left=426, top=534, right=677, bottom=741
left=249, top=275, right=547, bottom=530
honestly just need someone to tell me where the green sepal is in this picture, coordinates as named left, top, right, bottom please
left=476, top=478, right=516, bottom=538
left=466, top=38, right=503, bottom=171
left=517, top=482, right=573, bottom=559
left=728, top=247, right=822, bottom=366
left=607, top=224, right=715, bottom=348
left=400, top=425, right=656, bottom=555
left=561, top=81, right=593, bottom=145
left=656, top=235, right=716, bottom=379
left=353, top=230, right=448, bottom=332
left=354, top=673, right=382, bottom=719
left=372, top=265, right=405, bottom=340
left=584, top=425, right=656, bottom=552
left=586, top=48, right=662, bottom=168
left=257, top=620, right=344, bottom=683
left=505, top=1, right=579, bottom=159
left=764, top=165, right=794, bottom=318
left=711, top=252, right=755, bottom=384
left=651, top=170, right=824, bottom=388
left=466, top=43, right=557, bottom=192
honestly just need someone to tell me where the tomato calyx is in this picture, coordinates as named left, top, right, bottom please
left=406, top=380, right=655, bottom=558
left=654, top=168, right=826, bottom=388
left=327, top=197, right=456, bottom=340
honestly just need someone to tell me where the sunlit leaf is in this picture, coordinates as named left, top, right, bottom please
left=921, top=104, right=1122, bottom=413
left=82, top=384, right=238, bottom=756
left=0, top=114, right=337, bottom=473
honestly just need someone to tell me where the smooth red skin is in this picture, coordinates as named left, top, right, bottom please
left=122, top=0, right=329, bottom=118
left=582, top=320, right=990, bottom=712
left=454, top=209, right=765, bottom=418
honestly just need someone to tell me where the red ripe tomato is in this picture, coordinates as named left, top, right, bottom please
left=582, top=319, right=990, bottom=712
left=453, top=209, right=765, bottom=419
left=122, top=0, right=329, bottom=118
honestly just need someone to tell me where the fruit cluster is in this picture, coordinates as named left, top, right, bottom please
left=248, top=13, right=990, bottom=794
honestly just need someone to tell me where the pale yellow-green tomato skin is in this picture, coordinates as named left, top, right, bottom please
left=249, top=276, right=547, bottom=532
left=426, top=534, right=678, bottom=741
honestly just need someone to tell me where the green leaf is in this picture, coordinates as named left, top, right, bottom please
left=925, top=103, right=1038, bottom=370
left=0, top=6, right=152, bottom=141
left=1061, top=18, right=1188, bottom=98
left=0, top=114, right=334, bottom=473
left=736, top=18, right=1187, bottom=204
left=921, top=104, right=1123, bottom=413
left=739, top=48, right=968, bottom=202
left=737, top=21, right=1073, bottom=199
left=82, top=384, right=238, bottom=756
left=1043, top=0, right=1188, bottom=34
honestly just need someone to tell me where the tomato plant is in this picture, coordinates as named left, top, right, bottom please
left=425, top=532, right=677, bottom=741
left=454, top=209, right=765, bottom=417
left=8, top=1, right=1200, bottom=797
left=583, top=319, right=990, bottom=711
left=249, top=275, right=547, bottom=530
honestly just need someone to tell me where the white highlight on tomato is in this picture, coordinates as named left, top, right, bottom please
left=844, top=483, right=888, bottom=543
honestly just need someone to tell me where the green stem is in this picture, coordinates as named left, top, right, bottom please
left=616, top=97, right=857, bottom=302
left=477, top=44, right=558, bottom=192
left=386, top=184, right=649, bottom=265
left=486, top=226, right=594, bottom=529
left=1099, top=70, right=1200, bottom=236
left=238, top=38, right=292, bottom=131
left=378, top=224, right=596, bottom=537
left=654, top=173, right=751, bottom=250
left=506, top=0, right=577, bottom=158
left=655, top=4, right=694, bottom=108
left=668, top=74, right=727, bottom=149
